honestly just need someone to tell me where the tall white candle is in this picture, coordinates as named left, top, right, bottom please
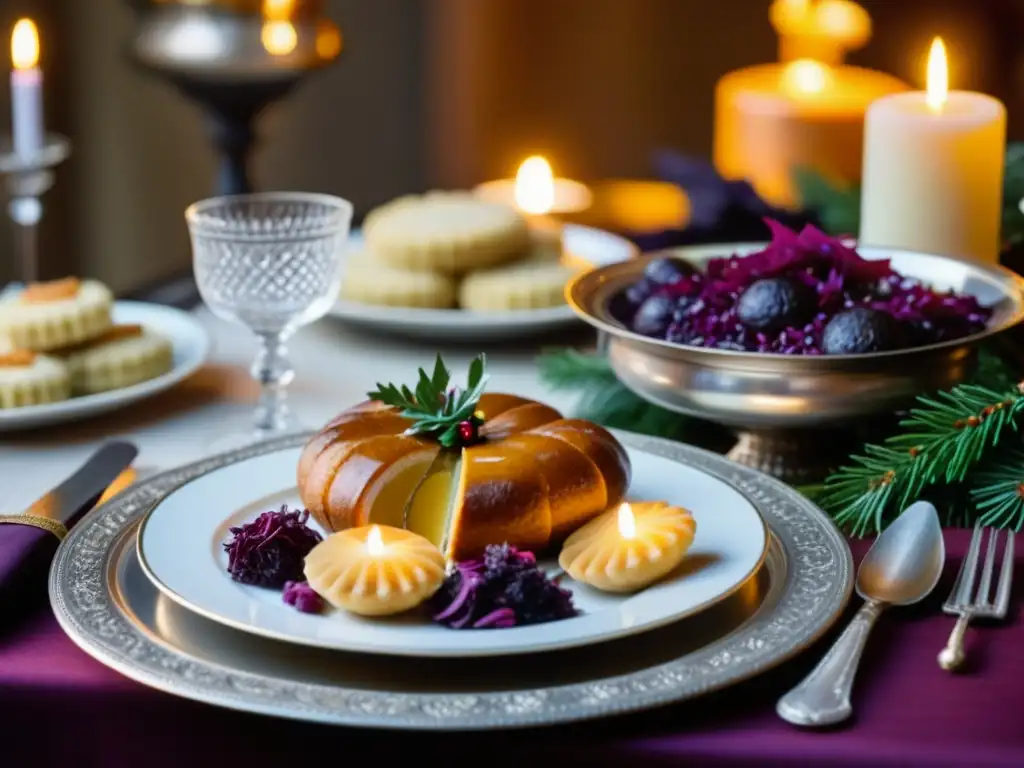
left=10, top=19, right=44, bottom=158
left=859, top=38, right=1006, bottom=263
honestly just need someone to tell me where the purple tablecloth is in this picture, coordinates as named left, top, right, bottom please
left=1, top=529, right=1021, bottom=767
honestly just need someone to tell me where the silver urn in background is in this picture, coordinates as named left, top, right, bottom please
left=125, top=0, right=343, bottom=195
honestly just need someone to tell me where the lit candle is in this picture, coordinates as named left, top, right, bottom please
left=261, top=0, right=298, bottom=57
left=10, top=19, right=44, bottom=158
left=303, top=524, right=445, bottom=616
left=770, top=0, right=872, bottom=67
left=476, top=156, right=592, bottom=256
left=859, top=38, right=1006, bottom=264
left=558, top=501, right=697, bottom=593
left=714, top=59, right=907, bottom=207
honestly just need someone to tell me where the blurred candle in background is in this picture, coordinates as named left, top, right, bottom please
left=770, top=0, right=872, bottom=67
left=261, top=0, right=298, bottom=57
left=713, top=59, right=908, bottom=208
left=10, top=18, right=44, bottom=158
left=475, top=155, right=593, bottom=216
left=859, top=38, right=1006, bottom=264
left=714, top=0, right=907, bottom=208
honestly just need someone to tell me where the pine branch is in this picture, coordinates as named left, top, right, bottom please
left=537, top=348, right=701, bottom=441
left=819, top=381, right=1024, bottom=536
left=970, top=441, right=1024, bottom=531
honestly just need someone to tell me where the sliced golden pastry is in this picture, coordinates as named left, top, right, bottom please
left=363, top=191, right=531, bottom=275
left=340, top=249, right=457, bottom=309
left=458, top=256, right=583, bottom=312
left=304, top=525, right=446, bottom=616
left=56, top=324, right=173, bottom=395
left=0, top=278, right=113, bottom=352
left=296, top=355, right=632, bottom=562
left=0, top=349, right=71, bottom=409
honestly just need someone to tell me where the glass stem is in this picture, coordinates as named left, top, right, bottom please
left=251, top=331, right=295, bottom=435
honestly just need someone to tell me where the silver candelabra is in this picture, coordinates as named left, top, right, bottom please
left=0, top=134, right=71, bottom=284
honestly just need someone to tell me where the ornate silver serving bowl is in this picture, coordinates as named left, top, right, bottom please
left=567, top=243, right=1024, bottom=483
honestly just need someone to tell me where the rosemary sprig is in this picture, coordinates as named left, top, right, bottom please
left=368, top=354, right=489, bottom=447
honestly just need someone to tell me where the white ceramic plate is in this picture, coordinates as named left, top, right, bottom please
left=137, top=444, right=769, bottom=658
left=0, top=301, right=210, bottom=431
left=326, top=224, right=638, bottom=341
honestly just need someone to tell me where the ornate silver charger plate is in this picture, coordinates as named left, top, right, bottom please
left=49, top=430, right=853, bottom=730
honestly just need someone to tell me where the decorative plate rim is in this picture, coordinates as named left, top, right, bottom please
left=49, top=430, right=853, bottom=730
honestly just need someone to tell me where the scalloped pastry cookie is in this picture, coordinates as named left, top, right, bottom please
left=0, top=350, right=71, bottom=409
left=304, top=526, right=446, bottom=616
left=0, top=278, right=113, bottom=352
left=341, top=250, right=457, bottom=309
left=458, top=255, right=583, bottom=312
left=57, top=324, right=173, bottom=395
left=363, top=191, right=531, bottom=274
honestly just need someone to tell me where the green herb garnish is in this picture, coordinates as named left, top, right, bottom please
left=367, top=354, right=489, bottom=448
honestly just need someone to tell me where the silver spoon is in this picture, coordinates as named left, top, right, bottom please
left=776, top=500, right=945, bottom=727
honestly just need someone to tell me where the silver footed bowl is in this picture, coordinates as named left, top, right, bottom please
left=566, top=243, right=1024, bottom=484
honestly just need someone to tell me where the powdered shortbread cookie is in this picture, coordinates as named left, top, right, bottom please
left=458, top=257, right=583, bottom=312
left=0, top=350, right=71, bottom=409
left=0, top=278, right=113, bottom=352
left=341, top=250, right=457, bottom=309
left=364, top=192, right=531, bottom=274
left=57, top=324, right=173, bottom=395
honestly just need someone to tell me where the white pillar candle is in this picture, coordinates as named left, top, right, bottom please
left=859, top=38, right=1006, bottom=263
left=10, top=19, right=44, bottom=158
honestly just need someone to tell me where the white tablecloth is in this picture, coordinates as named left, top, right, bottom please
left=0, top=307, right=588, bottom=512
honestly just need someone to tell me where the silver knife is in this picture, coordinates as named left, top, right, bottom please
left=21, top=441, right=139, bottom=525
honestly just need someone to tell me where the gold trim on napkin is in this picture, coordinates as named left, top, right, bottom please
left=0, top=513, right=68, bottom=540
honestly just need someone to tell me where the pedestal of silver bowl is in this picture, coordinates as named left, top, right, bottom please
left=570, top=243, right=1024, bottom=484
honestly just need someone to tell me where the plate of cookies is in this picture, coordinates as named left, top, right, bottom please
left=330, top=192, right=639, bottom=341
left=0, top=278, right=210, bottom=431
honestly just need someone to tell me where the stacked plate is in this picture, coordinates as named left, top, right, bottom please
left=49, top=431, right=853, bottom=729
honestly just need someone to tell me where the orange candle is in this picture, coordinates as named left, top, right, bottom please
left=713, top=60, right=908, bottom=208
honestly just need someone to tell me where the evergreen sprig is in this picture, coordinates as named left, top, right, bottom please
left=970, top=444, right=1024, bottom=529
left=818, top=381, right=1024, bottom=536
left=368, top=354, right=488, bottom=447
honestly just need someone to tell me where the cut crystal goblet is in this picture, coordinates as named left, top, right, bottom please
left=186, top=192, right=352, bottom=447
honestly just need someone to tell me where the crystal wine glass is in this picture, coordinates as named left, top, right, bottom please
left=186, top=192, right=352, bottom=447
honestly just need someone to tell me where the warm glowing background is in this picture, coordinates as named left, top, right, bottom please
left=0, top=0, right=1019, bottom=290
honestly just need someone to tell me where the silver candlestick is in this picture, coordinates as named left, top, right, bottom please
left=0, top=134, right=71, bottom=283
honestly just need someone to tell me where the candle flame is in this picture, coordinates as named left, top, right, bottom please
left=263, top=0, right=296, bottom=20
left=782, top=59, right=831, bottom=95
left=617, top=503, right=637, bottom=540
left=366, top=525, right=385, bottom=556
left=11, top=19, right=39, bottom=70
left=926, top=37, right=948, bottom=112
left=315, top=21, right=343, bottom=60
left=262, top=21, right=298, bottom=56
left=514, top=156, right=556, bottom=215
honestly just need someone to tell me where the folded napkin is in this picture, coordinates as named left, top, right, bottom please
left=0, top=467, right=138, bottom=623
left=0, top=513, right=69, bottom=624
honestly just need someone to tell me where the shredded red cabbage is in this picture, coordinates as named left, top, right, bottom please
left=431, top=544, right=577, bottom=629
left=282, top=580, right=325, bottom=614
left=613, top=219, right=993, bottom=355
left=223, top=505, right=323, bottom=588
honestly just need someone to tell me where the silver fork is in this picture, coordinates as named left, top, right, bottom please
left=937, top=524, right=1014, bottom=671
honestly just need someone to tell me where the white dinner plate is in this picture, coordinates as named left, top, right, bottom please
left=0, top=301, right=210, bottom=431
left=326, top=224, right=638, bottom=341
left=137, top=443, right=769, bottom=658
